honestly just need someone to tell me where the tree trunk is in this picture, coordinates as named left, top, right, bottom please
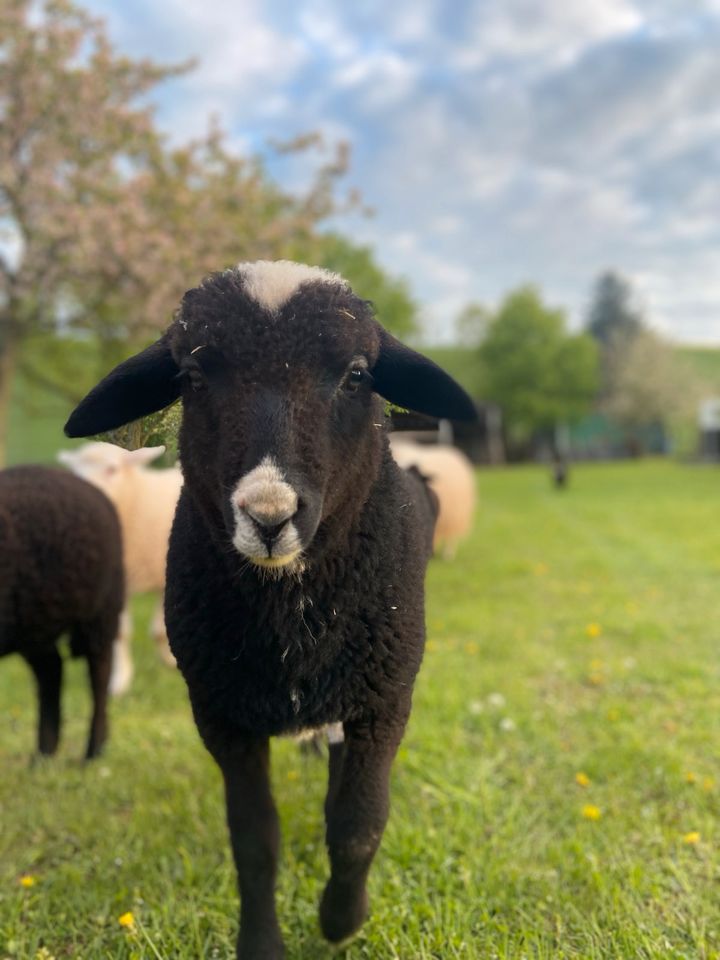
left=0, top=333, right=18, bottom=469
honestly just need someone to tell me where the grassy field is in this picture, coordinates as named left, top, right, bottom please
left=1, top=461, right=720, bottom=959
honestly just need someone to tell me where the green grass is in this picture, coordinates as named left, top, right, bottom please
left=7, top=381, right=76, bottom=467
left=2, top=462, right=720, bottom=959
left=678, top=346, right=720, bottom=389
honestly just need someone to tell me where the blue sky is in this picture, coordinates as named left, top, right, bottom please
left=84, top=0, right=720, bottom=343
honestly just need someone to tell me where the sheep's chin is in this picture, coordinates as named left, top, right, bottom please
left=248, top=552, right=305, bottom=578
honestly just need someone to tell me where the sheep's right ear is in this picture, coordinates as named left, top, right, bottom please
left=64, top=340, right=180, bottom=438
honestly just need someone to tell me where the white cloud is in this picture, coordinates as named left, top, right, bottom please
left=85, top=0, right=720, bottom=345
left=456, top=0, right=643, bottom=71
left=333, top=50, right=419, bottom=110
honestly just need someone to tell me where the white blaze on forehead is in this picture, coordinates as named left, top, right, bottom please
left=237, top=260, right=347, bottom=313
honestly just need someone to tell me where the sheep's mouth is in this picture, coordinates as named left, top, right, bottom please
left=251, top=551, right=300, bottom=569
left=248, top=550, right=306, bottom=578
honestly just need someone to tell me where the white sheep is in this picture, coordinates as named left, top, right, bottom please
left=389, top=437, right=476, bottom=558
left=58, top=442, right=183, bottom=694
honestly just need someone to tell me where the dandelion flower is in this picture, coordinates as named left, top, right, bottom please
left=682, top=831, right=700, bottom=845
left=19, top=875, right=36, bottom=888
left=585, top=623, right=602, bottom=639
left=581, top=804, right=602, bottom=821
left=118, top=911, right=135, bottom=929
left=575, top=772, right=591, bottom=788
left=685, top=772, right=697, bottom=785
left=702, top=777, right=715, bottom=792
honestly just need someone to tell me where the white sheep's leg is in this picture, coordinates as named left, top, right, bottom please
left=440, top=539, right=458, bottom=560
left=109, top=608, right=134, bottom=696
left=151, top=595, right=176, bottom=667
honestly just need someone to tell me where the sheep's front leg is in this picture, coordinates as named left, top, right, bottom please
left=218, top=737, right=284, bottom=960
left=24, top=648, right=63, bottom=757
left=320, top=720, right=404, bottom=944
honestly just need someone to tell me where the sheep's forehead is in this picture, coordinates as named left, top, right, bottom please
left=237, top=260, right=347, bottom=313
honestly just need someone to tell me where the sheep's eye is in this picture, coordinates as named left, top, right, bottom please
left=343, top=365, right=366, bottom=394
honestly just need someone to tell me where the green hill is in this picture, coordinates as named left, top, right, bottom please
left=423, top=343, right=720, bottom=400
left=6, top=339, right=720, bottom=467
left=677, top=345, right=720, bottom=388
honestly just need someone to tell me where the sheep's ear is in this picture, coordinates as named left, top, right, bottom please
left=64, top=340, right=180, bottom=438
left=57, top=449, right=81, bottom=468
left=372, top=328, right=477, bottom=421
left=126, top=445, right=166, bottom=466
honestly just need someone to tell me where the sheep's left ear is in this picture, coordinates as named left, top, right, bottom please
left=64, top=339, right=181, bottom=438
left=372, top=327, right=477, bottom=421
left=125, top=445, right=166, bottom=466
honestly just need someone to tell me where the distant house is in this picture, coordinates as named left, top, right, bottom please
left=567, top=413, right=667, bottom=459
left=699, top=397, right=720, bottom=460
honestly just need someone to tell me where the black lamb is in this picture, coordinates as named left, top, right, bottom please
left=65, top=260, right=476, bottom=958
left=0, top=466, right=123, bottom=759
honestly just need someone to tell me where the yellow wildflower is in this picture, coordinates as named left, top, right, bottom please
left=19, top=875, right=36, bottom=888
left=581, top=804, right=602, bottom=821
left=683, top=831, right=700, bottom=845
left=606, top=708, right=620, bottom=722
left=585, top=623, right=602, bottom=638
left=464, top=641, right=478, bottom=655
left=685, top=772, right=697, bottom=785
left=575, top=772, right=591, bottom=788
left=702, top=777, right=715, bottom=792
left=286, top=769, right=299, bottom=781
left=118, top=911, right=135, bottom=929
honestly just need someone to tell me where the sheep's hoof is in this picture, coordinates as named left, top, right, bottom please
left=84, top=737, right=106, bottom=761
left=236, top=935, right=285, bottom=960
left=319, top=881, right=368, bottom=944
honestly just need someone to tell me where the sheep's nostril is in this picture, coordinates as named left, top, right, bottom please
left=243, top=505, right=296, bottom=548
left=252, top=517, right=288, bottom=542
